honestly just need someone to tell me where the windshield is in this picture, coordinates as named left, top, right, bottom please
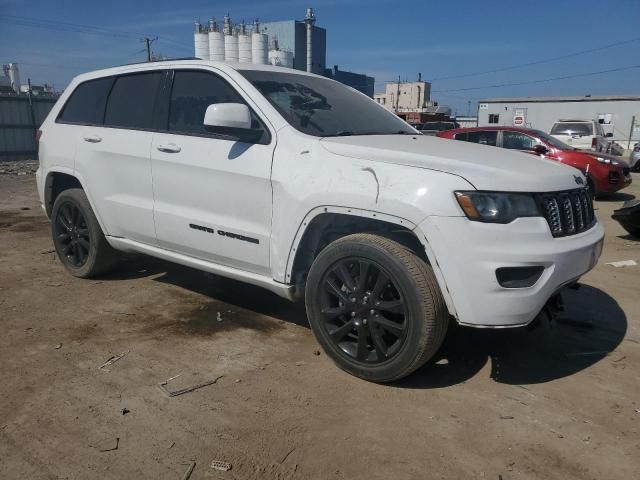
left=533, top=129, right=573, bottom=150
left=239, top=70, right=415, bottom=137
left=550, top=122, right=593, bottom=136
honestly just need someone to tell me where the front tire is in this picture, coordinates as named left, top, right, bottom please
left=305, top=233, right=448, bottom=382
left=51, top=188, right=118, bottom=278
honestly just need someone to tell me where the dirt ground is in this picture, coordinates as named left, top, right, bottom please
left=1, top=168, right=639, bottom=480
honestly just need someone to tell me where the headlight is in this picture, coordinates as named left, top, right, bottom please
left=455, top=191, right=540, bottom=223
left=593, top=156, right=619, bottom=166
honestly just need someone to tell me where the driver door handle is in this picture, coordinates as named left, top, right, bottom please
left=157, top=143, right=181, bottom=153
left=83, top=134, right=102, bottom=143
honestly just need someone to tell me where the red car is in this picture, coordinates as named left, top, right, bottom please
left=437, top=126, right=632, bottom=196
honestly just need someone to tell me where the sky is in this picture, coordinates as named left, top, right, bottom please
left=1, top=0, right=639, bottom=114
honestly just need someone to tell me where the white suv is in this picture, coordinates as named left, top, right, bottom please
left=36, top=60, right=604, bottom=382
left=550, top=119, right=610, bottom=152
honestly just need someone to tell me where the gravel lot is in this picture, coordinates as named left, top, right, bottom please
left=1, top=164, right=639, bottom=479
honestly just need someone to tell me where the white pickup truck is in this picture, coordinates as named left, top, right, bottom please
left=36, top=60, right=604, bottom=382
left=550, top=119, right=611, bottom=152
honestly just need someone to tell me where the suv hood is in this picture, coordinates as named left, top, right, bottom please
left=320, top=134, right=581, bottom=192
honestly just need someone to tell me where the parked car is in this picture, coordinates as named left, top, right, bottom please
left=437, top=126, right=631, bottom=196
left=549, top=119, right=611, bottom=152
left=37, top=60, right=604, bottom=382
left=415, top=121, right=458, bottom=135
left=612, top=199, right=640, bottom=237
left=629, top=142, right=640, bottom=171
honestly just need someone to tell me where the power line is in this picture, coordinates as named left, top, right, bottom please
left=0, top=14, right=149, bottom=38
left=429, top=36, right=640, bottom=81
left=431, top=64, right=640, bottom=93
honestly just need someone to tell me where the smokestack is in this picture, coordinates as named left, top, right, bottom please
left=304, top=7, right=315, bottom=73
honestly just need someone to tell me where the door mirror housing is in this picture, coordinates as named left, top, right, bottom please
left=532, top=144, right=548, bottom=155
left=203, top=103, right=264, bottom=143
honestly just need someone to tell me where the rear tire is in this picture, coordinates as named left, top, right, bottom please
left=305, top=233, right=448, bottom=382
left=51, top=188, right=118, bottom=278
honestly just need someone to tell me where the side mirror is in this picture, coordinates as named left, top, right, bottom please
left=204, top=103, right=263, bottom=143
left=533, top=144, right=548, bottom=155
left=605, top=132, right=613, bottom=138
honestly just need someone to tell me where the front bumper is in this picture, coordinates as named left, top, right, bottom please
left=417, top=216, right=604, bottom=327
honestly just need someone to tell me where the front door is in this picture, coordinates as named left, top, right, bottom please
left=150, top=69, right=274, bottom=275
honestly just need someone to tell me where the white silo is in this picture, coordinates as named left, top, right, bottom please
left=194, top=21, right=210, bottom=60
left=223, top=15, right=238, bottom=62
left=237, top=20, right=252, bottom=63
left=208, top=18, right=225, bottom=61
left=251, top=19, right=268, bottom=65
left=268, top=38, right=293, bottom=68
left=7, top=63, right=21, bottom=93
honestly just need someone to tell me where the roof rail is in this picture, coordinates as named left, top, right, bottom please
left=121, top=57, right=200, bottom=66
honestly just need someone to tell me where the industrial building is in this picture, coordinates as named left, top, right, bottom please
left=477, top=95, right=640, bottom=145
left=374, top=78, right=452, bottom=123
left=192, top=8, right=375, bottom=97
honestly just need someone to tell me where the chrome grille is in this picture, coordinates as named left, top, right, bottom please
left=537, top=188, right=595, bottom=238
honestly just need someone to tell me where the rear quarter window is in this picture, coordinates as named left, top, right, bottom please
left=57, top=77, right=114, bottom=125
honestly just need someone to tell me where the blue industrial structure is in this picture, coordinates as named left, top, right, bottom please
left=261, top=19, right=374, bottom=97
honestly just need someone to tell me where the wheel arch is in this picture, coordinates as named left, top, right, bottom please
left=285, top=206, right=457, bottom=318
left=44, top=169, right=110, bottom=238
left=44, top=169, right=83, bottom=217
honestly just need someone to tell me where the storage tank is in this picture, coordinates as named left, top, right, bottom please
left=222, top=15, right=238, bottom=62
left=208, top=19, right=224, bottom=61
left=251, top=20, right=268, bottom=65
left=237, top=21, right=252, bottom=63
left=193, top=21, right=210, bottom=60
left=268, top=38, right=293, bottom=68
left=225, top=34, right=239, bottom=62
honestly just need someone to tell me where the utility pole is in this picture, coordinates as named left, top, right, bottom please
left=142, top=37, right=157, bottom=62
left=26, top=78, right=37, bottom=143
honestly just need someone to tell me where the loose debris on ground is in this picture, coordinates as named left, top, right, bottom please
left=157, top=375, right=224, bottom=398
left=98, top=351, right=129, bottom=370
left=210, top=460, right=232, bottom=472
left=0, top=160, right=38, bottom=176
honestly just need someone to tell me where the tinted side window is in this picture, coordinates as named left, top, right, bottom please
left=453, top=132, right=467, bottom=141
left=464, top=131, right=497, bottom=146
left=104, top=72, right=163, bottom=129
left=502, top=131, right=536, bottom=150
left=168, top=71, right=246, bottom=135
left=58, top=77, right=113, bottom=125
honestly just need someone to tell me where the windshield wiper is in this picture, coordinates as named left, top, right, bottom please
left=333, top=130, right=354, bottom=136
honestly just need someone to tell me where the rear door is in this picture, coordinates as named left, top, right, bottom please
left=456, top=130, right=498, bottom=146
left=150, top=68, right=274, bottom=275
left=74, top=70, right=165, bottom=245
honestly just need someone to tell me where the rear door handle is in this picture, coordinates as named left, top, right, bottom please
left=157, top=143, right=181, bottom=153
left=83, top=135, right=102, bottom=143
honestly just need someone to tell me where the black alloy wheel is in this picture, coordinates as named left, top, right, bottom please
left=50, top=188, right=118, bottom=278
left=305, top=233, right=449, bottom=382
left=319, top=258, right=407, bottom=364
left=54, top=202, right=90, bottom=267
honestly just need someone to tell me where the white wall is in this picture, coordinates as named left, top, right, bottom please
left=477, top=98, right=640, bottom=143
